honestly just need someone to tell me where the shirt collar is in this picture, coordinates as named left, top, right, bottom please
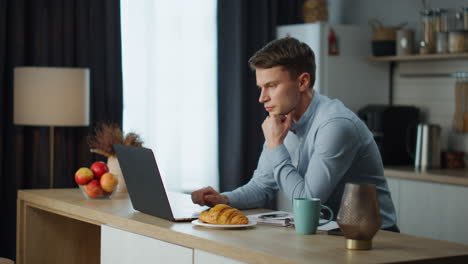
left=290, top=91, right=320, bottom=137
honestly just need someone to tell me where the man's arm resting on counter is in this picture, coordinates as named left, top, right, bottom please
left=222, top=176, right=278, bottom=209
left=265, top=119, right=360, bottom=203
left=222, top=146, right=279, bottom=209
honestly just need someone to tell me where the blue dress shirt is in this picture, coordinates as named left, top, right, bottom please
left=223, top=91, right=398, bottom=229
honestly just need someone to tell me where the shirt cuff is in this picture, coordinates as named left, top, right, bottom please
left=264, top=144, right=290, bottom=167
left=221, top=191, right=240, bottom=207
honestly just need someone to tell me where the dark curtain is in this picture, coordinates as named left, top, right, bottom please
left=0, top=0, right=122, bottom=260
left=218, top=0, right=304, bottom=193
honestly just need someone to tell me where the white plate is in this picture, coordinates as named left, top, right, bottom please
left=191, top=219, right=257, bottom=228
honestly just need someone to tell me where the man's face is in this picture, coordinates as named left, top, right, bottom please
left=256, top=66, right=302, bottom=116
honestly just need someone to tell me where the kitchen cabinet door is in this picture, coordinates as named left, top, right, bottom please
left=398, top=179, right=448, bottom=240
left=443, top=183, right=468, bottom=244
left=101, top=225, right=193, bottom=264
left=398, top=178, right=468, bottom=245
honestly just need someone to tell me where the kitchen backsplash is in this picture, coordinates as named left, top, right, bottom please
left=393, top=60, right=468, bottom=153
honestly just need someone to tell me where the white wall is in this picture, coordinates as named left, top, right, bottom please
left=340, top=0, right=468, bottom=153
left=393, top=60, right=468, bottom=152
left=342, top=0, right=465, bottom=33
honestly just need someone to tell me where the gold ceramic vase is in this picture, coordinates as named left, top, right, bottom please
left=337, top=183, right=382, bottom=250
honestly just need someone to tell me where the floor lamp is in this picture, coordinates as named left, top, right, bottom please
left=13, top=67, right=90, bottom=188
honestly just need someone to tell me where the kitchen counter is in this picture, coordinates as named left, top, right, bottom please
left=384, top=166, right=468, bottom=245
left=17, top=189, right=468, bottom=264
left=385, top=166, right=468, bottom=187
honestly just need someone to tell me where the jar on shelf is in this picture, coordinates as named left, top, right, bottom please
left=463, top=6, right=468, bottom=30
left=397, top=29, right=414, bottom=55
left=436, top=32, right=449, bottom=53
left=453, top=73, right=468, bottom=132
left=421, top=9, right=435, bottom=53
left=448, top=30, right=467, bottom=53
left=302, top=0, right=328, bottom=23
left=434, top=8, right=448, bottom=32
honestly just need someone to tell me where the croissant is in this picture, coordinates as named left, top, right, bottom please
left=199, top=204, right=249, bottom=225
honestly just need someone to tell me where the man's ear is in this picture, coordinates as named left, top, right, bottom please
left=298, top=72, right=311, bottom=92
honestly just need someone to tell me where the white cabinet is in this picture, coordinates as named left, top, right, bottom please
left=101, top=225, right=193, bottom=264
left=386, top=177, right=468, bottom=245
left=101, top=225, right=246, bottom=264
left=194, top=250, right=246, bottom=264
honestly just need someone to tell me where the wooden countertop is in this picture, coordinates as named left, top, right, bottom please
left=385, top=166, right=468, bottom=187
left=18, top=189, right=468, bottom=264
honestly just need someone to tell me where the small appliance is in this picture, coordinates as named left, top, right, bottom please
left=358, top=105, right=420, bottom=165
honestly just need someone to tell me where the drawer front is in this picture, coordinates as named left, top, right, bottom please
left=101, top=225, right=193, bottom=264
left=194, top=249, right=246, bottom=264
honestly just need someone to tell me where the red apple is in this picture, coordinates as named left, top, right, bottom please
left=74, top=167, right=94, bottom=185
left=100, top=172, right=118, bottom=192
left=85, top=180, right=103, bottom=198
left=90, top=161, right=109, bottom=179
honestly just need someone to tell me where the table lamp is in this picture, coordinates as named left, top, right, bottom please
left=14, top=67, right=90, bottom=188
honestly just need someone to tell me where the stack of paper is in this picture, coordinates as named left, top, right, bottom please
left=248, top=211, right=340, bottom=231
left=248, top=211, right=293, bottom=227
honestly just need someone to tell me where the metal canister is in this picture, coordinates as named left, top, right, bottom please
left=396, top=29, right=414, bottom=55
left=436, top=32, right=449, bottom=53
left=414, top=124, right=441, bottom=170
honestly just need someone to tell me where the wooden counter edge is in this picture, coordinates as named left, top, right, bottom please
left=17, top=190, right=295, bottom=264
left=384, top=167, right=468, bottom=187
left=17, top=189, right=468, bottom=264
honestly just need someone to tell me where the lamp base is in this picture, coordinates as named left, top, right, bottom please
left=346, top=239, right=372, bottom=250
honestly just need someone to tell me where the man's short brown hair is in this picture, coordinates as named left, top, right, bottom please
left=248, top=37, right=316, bottom=88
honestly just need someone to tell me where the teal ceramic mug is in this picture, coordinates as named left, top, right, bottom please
left=293, top=198, right=334, bottom=234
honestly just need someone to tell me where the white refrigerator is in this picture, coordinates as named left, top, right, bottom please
left=277, top=23, right=389, bottom=113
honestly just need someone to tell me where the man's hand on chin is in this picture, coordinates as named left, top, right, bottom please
left=262, top=113, right=292, bottom=151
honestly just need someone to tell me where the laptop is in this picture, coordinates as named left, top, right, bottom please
left=114, top=144, right=207, bottom=221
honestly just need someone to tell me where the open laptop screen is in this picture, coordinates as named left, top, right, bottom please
left=114, top=144, right=175, bottom=221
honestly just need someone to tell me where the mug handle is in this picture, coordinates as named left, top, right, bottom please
left=318, top=205, right=334, bottom=226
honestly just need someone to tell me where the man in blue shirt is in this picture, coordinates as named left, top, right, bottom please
left=191, top=37, right=398, bottom=231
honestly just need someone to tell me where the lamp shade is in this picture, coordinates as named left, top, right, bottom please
left=14, top=67, right=90, bottom=126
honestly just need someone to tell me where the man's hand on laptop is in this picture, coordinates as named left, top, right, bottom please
left=191, top=186, right=229, bottom=207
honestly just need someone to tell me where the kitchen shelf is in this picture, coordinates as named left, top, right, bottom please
left=368, top=53, right=468, bottom=103
left=368, top=53, right=468, bottom=62
left=400, top=72, right=468, bottom=78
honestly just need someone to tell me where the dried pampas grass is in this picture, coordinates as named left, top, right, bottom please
left=88, top=123, right=143, bottom=157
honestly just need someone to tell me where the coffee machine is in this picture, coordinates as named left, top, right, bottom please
left=358, top=105, right=420, bottom=165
